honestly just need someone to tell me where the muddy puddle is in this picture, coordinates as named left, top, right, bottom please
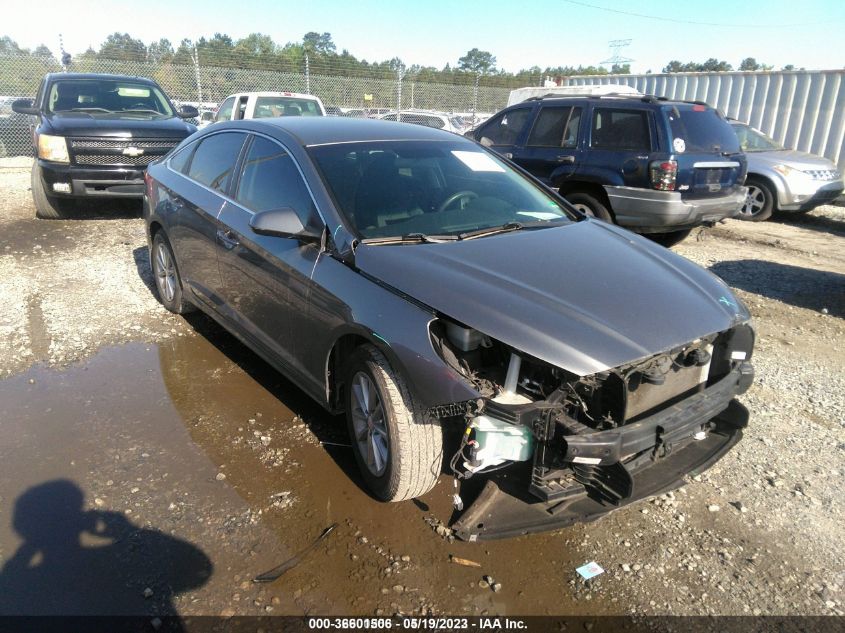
left=0, top=318, right=643, bottom=616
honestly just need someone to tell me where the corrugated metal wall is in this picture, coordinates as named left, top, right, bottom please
left=564, top=71, right=845, bottom=172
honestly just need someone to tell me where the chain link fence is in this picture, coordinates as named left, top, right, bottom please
left=0, top=51, right=513, bottom=157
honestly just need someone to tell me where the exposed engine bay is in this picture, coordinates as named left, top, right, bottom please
left=428, top=318, right=755, bottom=540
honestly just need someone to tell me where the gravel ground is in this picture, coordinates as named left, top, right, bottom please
left=0, top=159, right=843, bottom=617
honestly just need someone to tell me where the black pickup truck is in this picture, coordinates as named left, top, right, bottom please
left=13, top=73, right=197, bottom=218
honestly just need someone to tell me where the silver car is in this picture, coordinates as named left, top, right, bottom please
left=731, top=121, right=844, bottom=221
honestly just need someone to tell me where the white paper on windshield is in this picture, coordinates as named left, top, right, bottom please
left=517, top=211, right=561, bottom=220
left=452, top=150, right=505, bottom=172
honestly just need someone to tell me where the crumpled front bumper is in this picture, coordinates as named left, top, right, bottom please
left=451, top=364, right=753, bottom=541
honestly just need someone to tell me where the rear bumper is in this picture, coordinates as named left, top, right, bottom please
left=37, top=159, right=145, bottom=198
left=605, top=185, right=746, bottom=233
left=451, top=363, right=753, bottom=541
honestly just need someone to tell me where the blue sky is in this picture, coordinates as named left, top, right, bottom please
left=4, top=0, right=845, bottom=73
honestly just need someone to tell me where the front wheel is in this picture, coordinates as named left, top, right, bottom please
left=345, top=344, right=442, bottom=502
left=31, top=163, right=70, bottom=219
left=738, top=178, right=775, bottom=222
left=564, top=192, right=614, bottom=222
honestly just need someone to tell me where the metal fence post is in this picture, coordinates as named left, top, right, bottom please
left=192, top=44, right=203, bottom=106
left=305, top=54, right=310, bottom=94
left=396, top=68, right=403, bottom=122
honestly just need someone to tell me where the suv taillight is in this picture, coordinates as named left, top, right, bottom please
left=650, top=160, right=678, bottom=191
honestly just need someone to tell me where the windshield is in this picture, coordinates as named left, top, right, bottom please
left=731, top=123, right=784, bottom=152
left=664, top=105, right=740, bottom=154
left=309, top=140, right=575, bottom=240
left=253, top=96, right=322, bottom=117
left=47, top=80, right=174, bottom=116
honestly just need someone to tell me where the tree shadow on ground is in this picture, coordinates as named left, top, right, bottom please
left=710, top=259, right=845, bottom=317
left=0, top=480, right=212, bottom=617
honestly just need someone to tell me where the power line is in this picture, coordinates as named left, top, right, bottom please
left=561, top=0, right=839, bottom=28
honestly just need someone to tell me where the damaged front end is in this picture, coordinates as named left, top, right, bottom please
left=429, top=319, right=755, bottom=541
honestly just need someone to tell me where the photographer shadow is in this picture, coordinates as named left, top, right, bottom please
left=0, top=479, right=212, bottom=616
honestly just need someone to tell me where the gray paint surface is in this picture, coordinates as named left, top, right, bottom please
left=564, top=70, right=845, bottom=173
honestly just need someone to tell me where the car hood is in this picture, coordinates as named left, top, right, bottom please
left=43, top=112, right=196, bottom=138
left=746, top=148, right=838, bottom=171
left=354, top=221, right=749, bottom=376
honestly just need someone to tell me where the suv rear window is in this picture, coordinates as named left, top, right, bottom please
left=665, top=106, right=740, bottom=154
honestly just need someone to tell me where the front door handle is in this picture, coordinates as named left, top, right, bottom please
left=556, top=155, right=575, bottom=164
left=216, top=229, right=239, bottom=250
left=503, top=152, right=513, bottom=160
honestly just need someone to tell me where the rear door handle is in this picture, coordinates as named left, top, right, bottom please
left=216, top=229, right=239, bottom=250
left=556, top=155, right=575, bottom=164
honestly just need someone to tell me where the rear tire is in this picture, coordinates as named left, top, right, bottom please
left=345, top=344, right=442, bottom=502
left=738, top=178, right=774, bottom=222
left=31, top=163, right=69, bottom=219
left=150, top=232, right=194, bottom=314
left=647, top=228, right=693, bottom=248
left=564, top=191, right=614, bottom=222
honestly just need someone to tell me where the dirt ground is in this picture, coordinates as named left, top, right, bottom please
left=0, top=159, right=843, bottom=618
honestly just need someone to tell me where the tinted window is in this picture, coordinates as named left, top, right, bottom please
left=666, top=106, right=741, bottom=154
left=187, top=132, right=245, bottom=193
left=47, top=79, right=174, bottom=116
left=591, top=109, right=650, bottom=151
left=477, top=108, right=532, bottom=146
left=168, top=142, right=195, bottom=174
left=216, top=96, right=235, bottom=122
left=236, top=136, right=317, bottom=226
left=527, top=106, right=582, bottom=148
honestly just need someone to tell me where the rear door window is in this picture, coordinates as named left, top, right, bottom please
left=527, top=106, right=582, bottom=148
left=235, top=135, right=318, bottom=227
left=591, top=108, right=651, bottom=151
left=666, top=106, right=740, bottom=154
left=477, top=108, right=532, bottom=147
left=186, top=132, right=246, bottom=193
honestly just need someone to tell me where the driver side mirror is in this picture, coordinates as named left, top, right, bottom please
left=12, top=99, right=38, bottom=116
left=177, top=105, right=199, bottom=119
left=250, top=207, right=322, bottom=243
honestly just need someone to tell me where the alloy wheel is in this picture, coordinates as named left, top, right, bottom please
left=154, top=242, right=177, bottom=303
left=741, top=185, right=766, bottom=217
left=350, top=371, right=389, bottom=476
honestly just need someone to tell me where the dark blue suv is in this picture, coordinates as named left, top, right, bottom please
left=467, top=94, right=747, bottom=246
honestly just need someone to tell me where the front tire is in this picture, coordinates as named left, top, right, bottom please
left=345, top=344, right=442, bottom=502
left=150, top=232, right=194, bottom=314
left=564, top=191, right=614, bottom=222
left=738, top=178, right=774, bottom=222
left=31, top=163, right=69, bottom=219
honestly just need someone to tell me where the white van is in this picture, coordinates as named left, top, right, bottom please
left=213, top=91, right=326, bottom=123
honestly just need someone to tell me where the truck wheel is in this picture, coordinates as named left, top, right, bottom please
left=345, top=344, right=442, bottom=502
left=564, top=192, right=614, bottom=223
left=738, top=178, right=774, bottom=222
left=150, top=232, right=194, bottom=314
left=31, top=163, right=69, bottom=219
left=647, top=229, right=693, bottom=248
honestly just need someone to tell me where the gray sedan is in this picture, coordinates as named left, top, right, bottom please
left=732, top=121, right=844, bottom=221
left=144, top=118, right=755, bottom=540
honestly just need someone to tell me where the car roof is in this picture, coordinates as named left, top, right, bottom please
left=225, top=117, right=471, bottom=147
left=512, top=95, right=710, bottom=108
left=44, top=72, right=159, bottom=85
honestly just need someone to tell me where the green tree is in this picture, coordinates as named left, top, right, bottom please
left=147, top=38, right=174, bottom=64
left=98, top=32, right=147, bottom=62
left=457, top=48, right=497, bottom=75
left=610, top=63, right=631, bottom=74
left=782, top=64, right=796, bottom=71
left=0, top=36, right=26, bottom=55
left=302, top=32, right=336, bottom=56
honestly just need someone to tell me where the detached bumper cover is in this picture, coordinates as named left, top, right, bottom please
left=452, top=363, right=753, bottom=541
left=605, top=185, right=746, bottom=233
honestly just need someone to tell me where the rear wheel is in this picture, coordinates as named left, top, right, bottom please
left=647, top=228, right=693, bottom=248
left=345, top=344, right=442, bottom=502
left=738, top=178, right=774, bottom=222
left=31, top=163, right=69, bottom=219
left=150, top=232, right=194, bottom=314
left=564, top=191, right=614, bottom=222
